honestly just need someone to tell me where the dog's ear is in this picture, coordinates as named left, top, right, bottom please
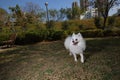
left=72, top=33, right=75, bottom=36
left=78, top=33, right=81, bottom=36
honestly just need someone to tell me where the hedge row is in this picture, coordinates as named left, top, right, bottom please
left=15, top=29, right=120, bottom=45
left=53, top=17, right=120, bottom=31
left=81, top=29, right=120, bottom=37
left=15, top=30, right=64, bottom=45
left=0, top=29, right=120, bottom=45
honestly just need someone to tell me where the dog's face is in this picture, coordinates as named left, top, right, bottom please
left=71, top=33, right=82, bottom=45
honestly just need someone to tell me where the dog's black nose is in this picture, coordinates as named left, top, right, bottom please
left=72, top=41, right=74, bottom=43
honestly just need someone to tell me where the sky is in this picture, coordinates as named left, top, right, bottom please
left=0, top=0, right=74, bottom=11
left=0, top=0, right=119, bottom=16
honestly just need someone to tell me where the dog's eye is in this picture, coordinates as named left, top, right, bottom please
left=75, top=39, right=78, bottom=41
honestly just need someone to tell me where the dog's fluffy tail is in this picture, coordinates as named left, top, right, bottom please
left=64, top=36, right=71, bottom=50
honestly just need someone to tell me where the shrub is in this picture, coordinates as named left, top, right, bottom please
left=46, top=30, right=64, bottom=41
left=114, top=17, right=120, bottom=28
left=0, top=33, right=10, bottom=45
left=115, top=29, right=120, bottom=36
left=69, top=25, right=80, bottom=32
left=15, top=29, right=64, bottom=45
left=16, top=30, right=46, bottom=45
left=1, top=17, right=120, bottom=45
left=52, top=22, right=62, bottom=31
left=62, top=19, right=96, bottom=31
left=80, top=19, right=96, bottom=30
left=0, top=27, right=13, bottom=45
left=94, top=17, right=102, bottom=29
left=103, top=29, right=120, bottom=37
left=107, top=16, right=115, bottom=27
left=81, top=29, right=104, bottom=38
left=62, top=21, right=69, bottom=30
left=15, top=32, right=26, bottom=45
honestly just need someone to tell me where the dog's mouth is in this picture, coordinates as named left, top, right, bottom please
left=73, top=41, right=78, bottom=45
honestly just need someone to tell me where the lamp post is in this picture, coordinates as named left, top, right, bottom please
left=45, top=2, right=49, bottom=23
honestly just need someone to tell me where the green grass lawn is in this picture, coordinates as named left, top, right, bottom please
left=0, top=38, right=120, bottom=80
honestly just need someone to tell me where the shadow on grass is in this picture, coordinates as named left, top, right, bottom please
left=85, top=37, right=120, bottom=59
left=0, top=38, right=120, bottom=80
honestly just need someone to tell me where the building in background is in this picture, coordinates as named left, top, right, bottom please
left=72, top=1, right=79, bottom=8
left=80, top=8, right=98, bottom=19
left=72, top=1, right=80, bottom=19
left=71, top=0, right=99, bottom=20
left=80, top=0, right=88, bottom=11
left=79, top=0, right=99, bottom=19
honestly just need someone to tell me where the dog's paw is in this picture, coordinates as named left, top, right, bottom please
left=69, top=53, right=72, bottom=56
left=81, top=59, right=84, bottom=63
left=75, top=59, right=78, bottom=62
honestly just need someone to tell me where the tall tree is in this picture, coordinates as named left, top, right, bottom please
left=23, top=2, right=44, bottom=22
left=64, top=1, right=81, bottom=20
left=72, top=6, right=81, bottom=19
left=57, top=8, right=66, bottom=21
left=9, top=5, right=24, bottom=26
left=48, top=8, right=66, bottom=21
left=9, top=4, right=27, bottom=32
left=49, top=9, right=58, bottom=21
left=72, top=1, right=80, bottom=19
left=0, top=8, right=8, bottom=27
left=91, top=0, right=120, bottom=29
left=23, top=2, right=41, bottom=15
left=65, top=8, right=72, bottom=20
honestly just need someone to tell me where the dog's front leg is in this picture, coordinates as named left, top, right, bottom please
left=80, top=53, right=84, bottom=63
left=73, top=53, right=77, bottom=62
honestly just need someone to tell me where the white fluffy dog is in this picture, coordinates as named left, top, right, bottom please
left=64, top=33, right=86, bottom=63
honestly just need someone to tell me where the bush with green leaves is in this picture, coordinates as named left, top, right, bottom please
left=1, top=16, right=120, bottom=45
left=114, top=17, right=120, bottom=28
left=94, top=17, right=102, bottom=29
left=1, top=28, right=120, bottom=45
left=62, top=21, right=69, bottom=30
left=80, top=29, right=104, bottom=38
left=107, top=16, right=115, bottom=27
left=15, top=29, right=64, bottom=45
left=0, top=27, right=13, bottom=45
left=103, top=29, right=120, bottom=37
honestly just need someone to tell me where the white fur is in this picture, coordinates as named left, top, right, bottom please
left=64, top=33, right=86, bottom=63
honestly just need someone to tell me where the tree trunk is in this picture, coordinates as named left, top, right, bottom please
left=103, top=16, right=107, bottom=30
